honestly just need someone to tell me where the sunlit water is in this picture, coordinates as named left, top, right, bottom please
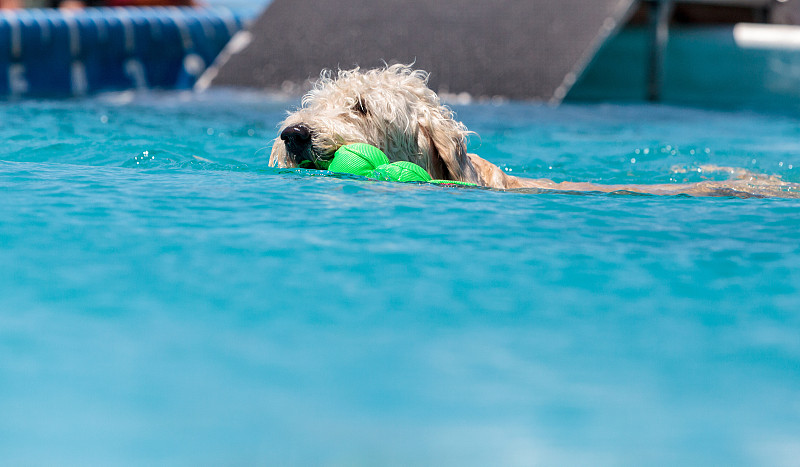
left=1, top=90, right=799, bottom=466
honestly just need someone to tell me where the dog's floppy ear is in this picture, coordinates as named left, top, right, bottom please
left=418, top=112, right=480, bottom=183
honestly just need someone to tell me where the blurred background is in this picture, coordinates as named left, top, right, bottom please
left=3, top=0, right=800, bottom=110
left=2, top=2, right=800, bottom=466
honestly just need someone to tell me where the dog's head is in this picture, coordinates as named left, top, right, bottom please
left=270, top=64, right=479, bottom=183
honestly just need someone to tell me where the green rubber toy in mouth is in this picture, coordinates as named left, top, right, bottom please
left=326, top=143, right=478, bottom=186
left=327, top=143, right=390, bottom=176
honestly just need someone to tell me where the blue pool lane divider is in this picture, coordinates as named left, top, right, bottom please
left=0, top=7, right=249, bottom=97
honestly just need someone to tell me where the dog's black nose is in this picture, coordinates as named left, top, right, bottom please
left=280, top=124, right=311, bottom=148
left=280, top=124, right=314, bottom=166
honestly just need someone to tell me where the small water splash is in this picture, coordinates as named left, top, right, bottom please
left=121, top=150, right=254, bottom=172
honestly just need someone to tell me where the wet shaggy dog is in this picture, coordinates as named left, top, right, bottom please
left=270, top=64, right=797, bottom=197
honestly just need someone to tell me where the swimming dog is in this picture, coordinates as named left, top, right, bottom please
left=271, top=64, right=796, bottom=197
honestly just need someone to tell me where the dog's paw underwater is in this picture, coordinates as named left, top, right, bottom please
left=314, top=143, right=478, bottom=187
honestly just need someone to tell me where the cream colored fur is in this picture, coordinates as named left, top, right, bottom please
left=270, top=64, right=478, bottom=183
left=271, top=65, right=799, bottom=198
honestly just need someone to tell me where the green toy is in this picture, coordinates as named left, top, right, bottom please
left=327, top=143, right=389, bottom=176
left=327, top=143, right=478, bottom=186
left=371, top=161, right=432, bottom=182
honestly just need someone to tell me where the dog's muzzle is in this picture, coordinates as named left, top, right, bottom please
left=280, top=124, right=315, bottom=167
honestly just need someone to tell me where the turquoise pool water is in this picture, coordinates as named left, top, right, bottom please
left=2, top=91, right=800, bottom=465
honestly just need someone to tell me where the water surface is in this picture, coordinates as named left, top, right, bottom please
left=1, top=91, right=799, bottom=466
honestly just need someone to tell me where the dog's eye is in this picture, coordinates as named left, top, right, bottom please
left=354, top=97, right=368, bottom=115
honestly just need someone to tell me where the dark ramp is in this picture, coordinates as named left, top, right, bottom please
left=206, top=0, right=637, bottom=102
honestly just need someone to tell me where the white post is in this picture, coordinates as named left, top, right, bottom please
left=647, top=0, right=675, bottom=101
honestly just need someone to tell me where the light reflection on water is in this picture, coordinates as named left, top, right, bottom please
left=1, top=91, right=799, bottom=465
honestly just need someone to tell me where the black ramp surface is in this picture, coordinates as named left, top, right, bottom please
left=208, top=0, right=637, bottom=101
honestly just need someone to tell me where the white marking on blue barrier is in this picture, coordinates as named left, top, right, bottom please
left=14, top=8, right=29, bottom=24
left=119, top=7, right=146, bottom=52
left=29, top=9, right=51, bottom=44
left=169, top=9, right=193, bottom=52
left=194, top=12, right=215, bottom=40
left=15, top=9, right=37, bottom=55
left=64, top=16, right=80, bottom=58
left=123, top=8, right=146, bottom=32
left=84, top=8, right=107, bottom=43
left=116, top=12, right=135, bottom=54
left=9, top=63, right=28, bottom=96
left=146, top=14, right=162, bottom=40
left=5, top=12, right=22, bottom=60
left=71, top=60, right=87, bottom=95
left=74, top=14, right=90, bottom=51
left=124, top=58, right=147, bottom=89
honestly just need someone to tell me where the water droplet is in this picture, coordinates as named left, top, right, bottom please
left=100, top=115, right=108, bottom=124
left=630, top=158, right=636, bottom=164
left=643, top=148, right=650, bottom=155
left=248, top=129, right=255, bottom=137
left=752, top=159, right=757, bottom=164
left=779, top=161, right=784, bottom=167
left=207, top=128, right=214, bottom=135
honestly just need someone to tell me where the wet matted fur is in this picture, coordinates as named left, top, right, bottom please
left=270, top=64, right=480, bottom=183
